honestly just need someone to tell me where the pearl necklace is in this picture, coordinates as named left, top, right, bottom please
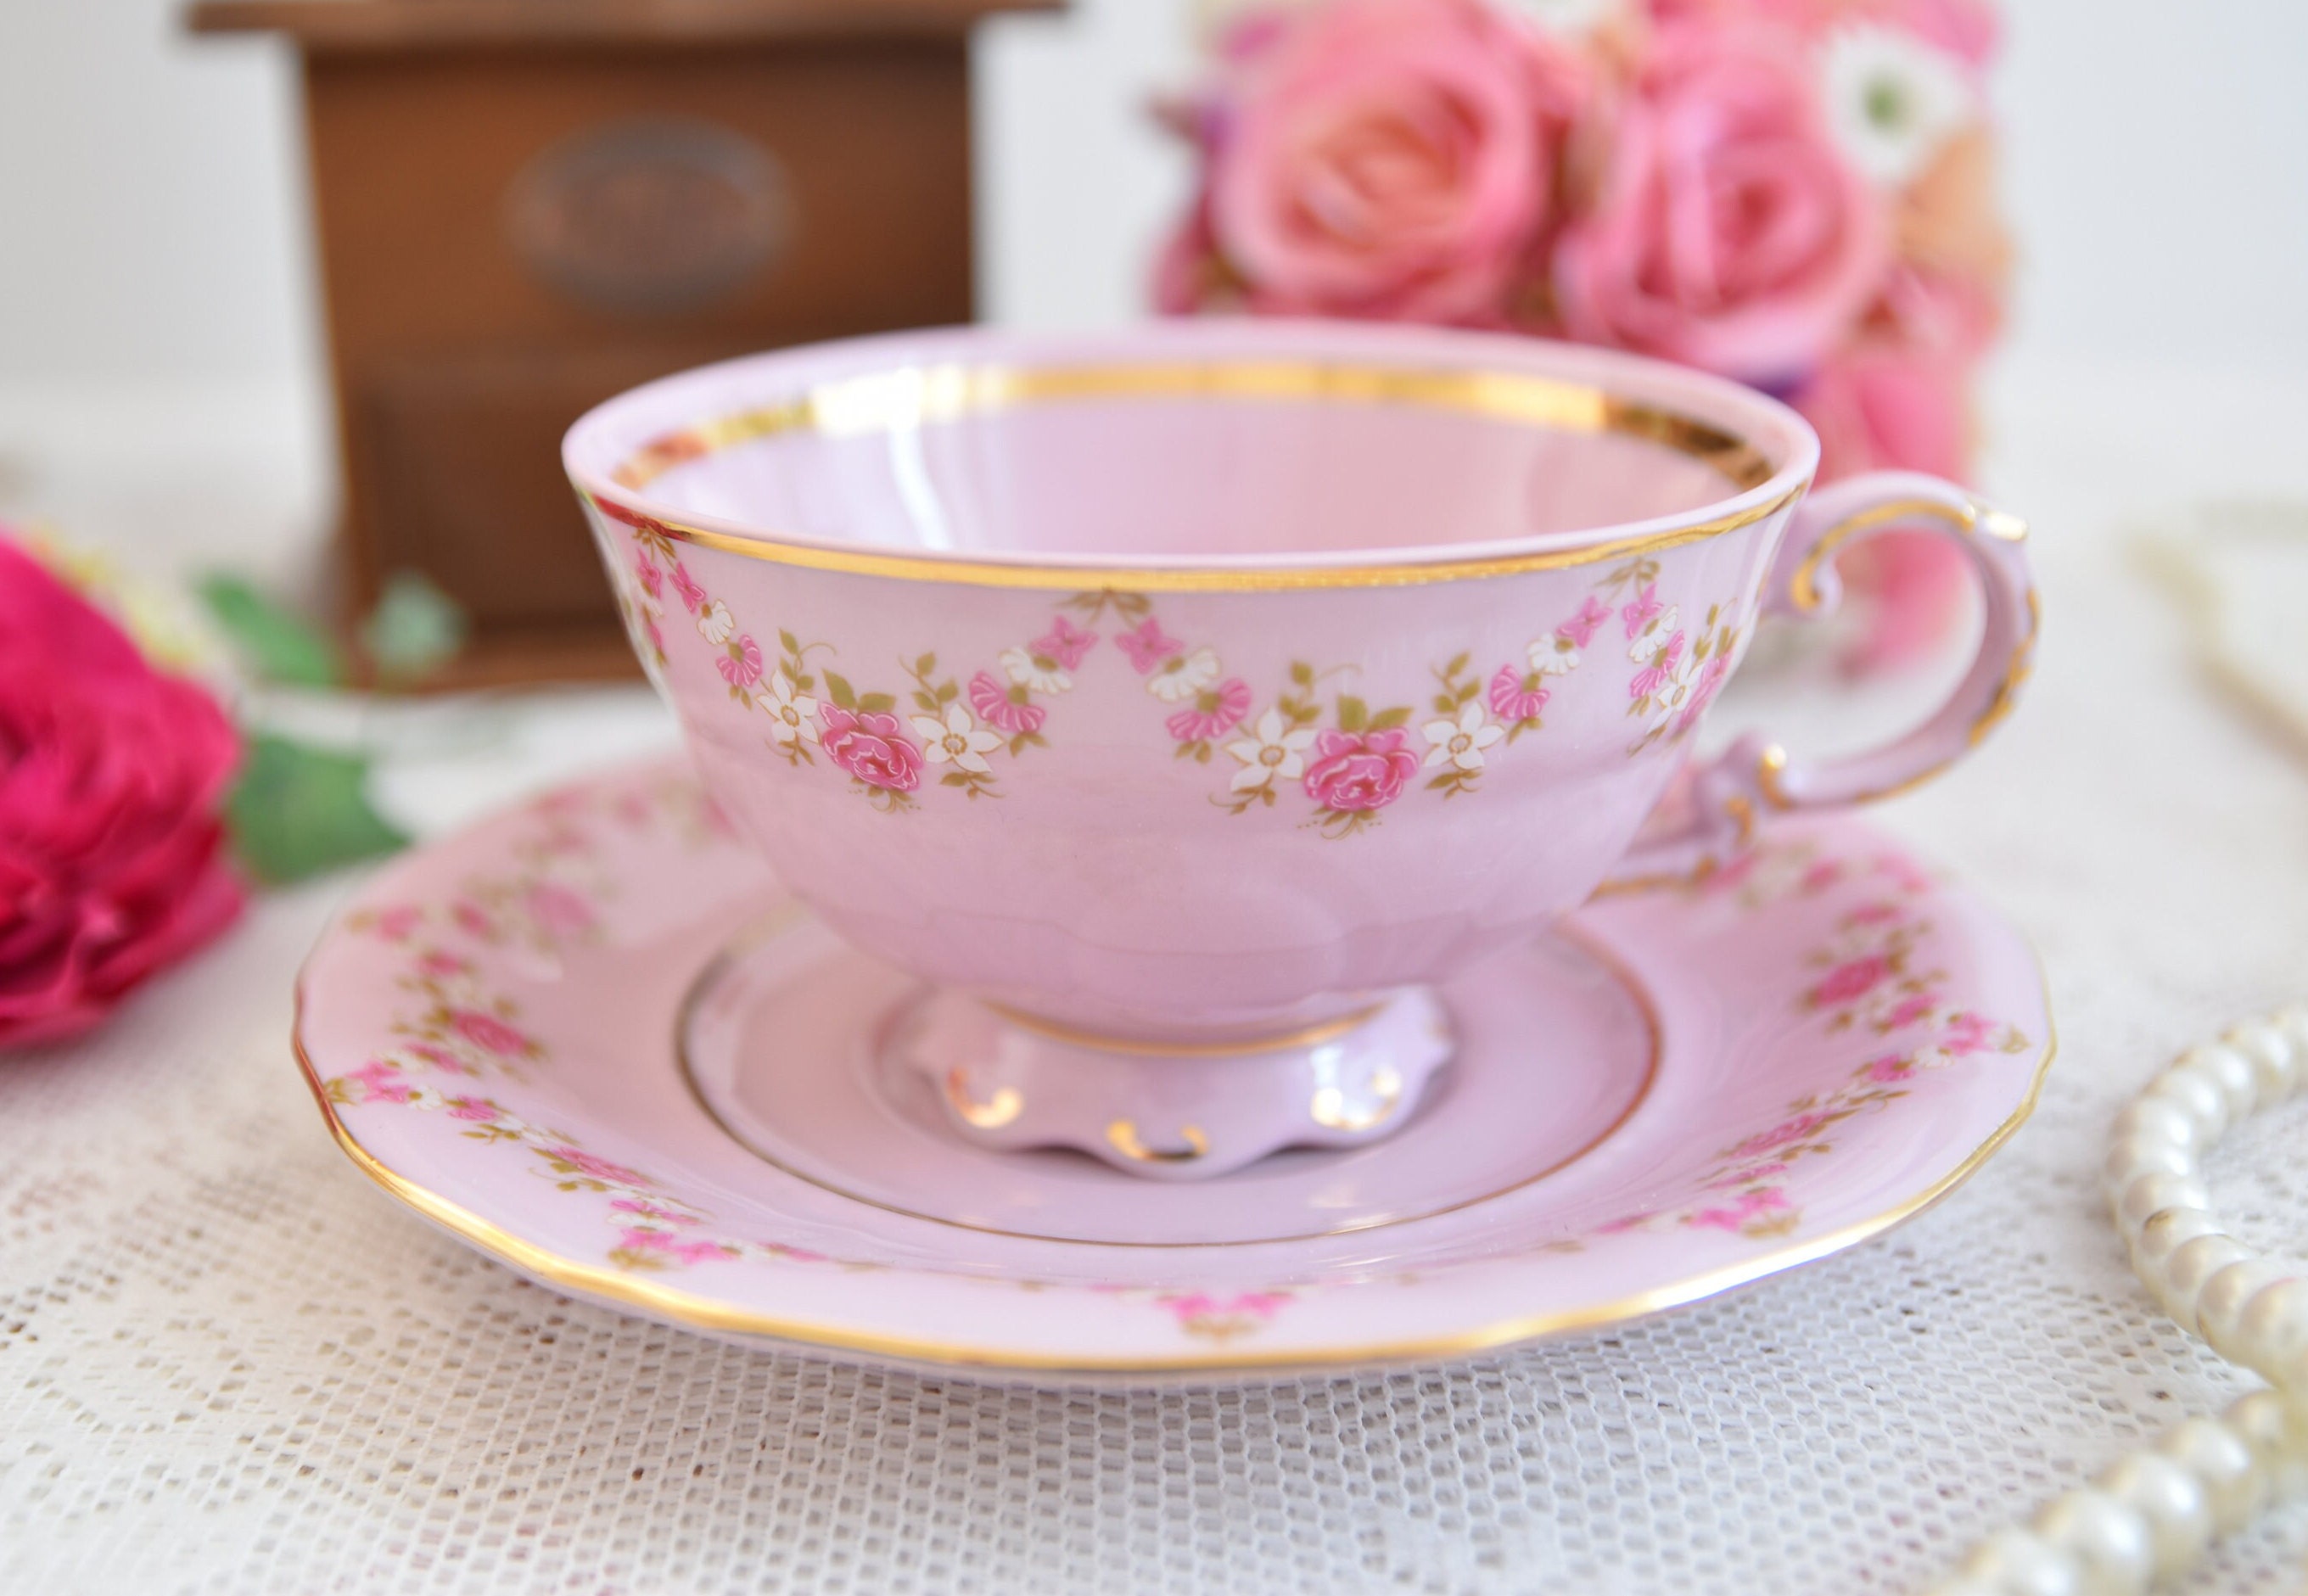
left=1927, top=1009, right=2308, bottom=1594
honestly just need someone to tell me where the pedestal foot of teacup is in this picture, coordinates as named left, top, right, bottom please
left=886, top=988, right=1455, bottom=1180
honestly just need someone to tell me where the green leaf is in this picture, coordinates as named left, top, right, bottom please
left=936, top=681, right=957, bottom=703
left=858, top=692, right=896, bottom=714
left=916, top=652, right=937, bottom=676
left=912, top=691, right=939, bottom=713
left=1336, top=695, right=1368, bottom=733
left=1289, top=661, right=1314, bottom=687
left=1443, top=652, right=1470, bottom=680
left=1431, top=693, right=1457, bottom=714
left=225, top=733, right=409, bottom=885
left=824, top=671, right=857, bottom=709
left=361, top=569, right=467, bottom=686
left=1369, top=706, right=1410, bottom=731
left=779, top=629, right=801, bottom=657
left=197, top=574, right=341, bottom=687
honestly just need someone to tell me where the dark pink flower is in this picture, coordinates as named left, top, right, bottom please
left=968, top=670, right=1046, bottom=736
left=368, top=904, right=423, bottom=943
left=617, top=1228, right=731, bottom=1265
left=451, top=900, right=497, bottom=940
left=1560, top=596, right=1612, bottom=649
left=415, top=949, right=469, bottom=979
left=669, top=563, right=707, bottom=615
left=817, top=704, right=924, bottom=792
left=1117, top=618, right=1184, bottom=674
left=1863, top=1054, right=1914, bottom=1083
left=1301, top=727, right=1420, bottom=812
left=1488, top=664, right=1549, bottom=722
left=0, top=537, right=244, bottom=1047
left=1621, top=583, right=1665, bottom=640
left=1688, top=1186, right=1790, bottom=1231
left=446, top=1097, right=501, bottom=1121
left=1672, top=652, right=1732, bottom=734
left=1166, top=678, right=1252, bottom=742
left=1629, top=630, right=1687, bottom=700
left=1730, top=1112, right=1832, bottom=1160
left=717, top=635, right=763, bottom=690
left=1032, top=615, right=1098, bottom=669
left=634, top=557, right=664, bottom=600
left=524, top=882, right=596, bottom=939
left=450, top=1008, right=535, bottom=1057
left=1810, top=955, right=1890, bottom=1007
left=545, top=1145, right=650, bottom=1187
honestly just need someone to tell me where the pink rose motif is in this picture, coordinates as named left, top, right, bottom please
left=1628, top=630, right=1687, bottom=701
left=415, top=949, right=470, bottom=979
left=642, top=613, right=666, bottom=660
left=1809, top=955, right=1890, bottom=1008
left=404, top=1041, right=468, bottom=1074
left=817, top=704, right=924, bottom=792
left=368, top=904, right=423, bottom=943
left=1799, top=860, right=1844, bottom=893
left=1031, top=615, right=1098, bottom=670
left=1941, top=1011, right=1994, bottom=1055
left=451, top=899, right=498, bottom=941
left=1731, top=1112, right=1832, bottom=1161
left=1621, top=583, right=1665, bottom=640
left=1163, top=1291, right=1289, bottom=1329
left=1882, top=993, right=1935, bottom=1031
left=967, top=670, right=1046, bottom=736
left=717, top=635, right=763, bottom=690
left=1863, top=1054, right=1915, bottom=1084
left=1488, top=664, right=1549, bottom=722
left=617, top=1228, right=731, bottom=1265
left=0, top=537, right=244, bottom=1048
left=445, top=1097, right=501, bottom=1121
left=1846, top=901, right=1902, bottom=924
left=634, top=556, right=664, bottom=601
left=1560, top=596, right=1612, bottom=649
left=544, top=1145, right=650, bottom=1187
left=1117, top=618, right=1183, bottom=675
left=1552, top=20, right=1886, bottom=384
left=611, top=1197, right=700, bottom=1227
left=1166, top=678, right=1252, bottom=742
left=1301, top=727, right=1420, bottom=812
left=1178, top=0, right=1587, bottom=323
left=346, top=1059, right=410, bottom=1103
left=450, top=1008, right=535, bottom=1057
left=524, top=882, right=596, bottom=939
left=668, top=562, right=707, bottom=615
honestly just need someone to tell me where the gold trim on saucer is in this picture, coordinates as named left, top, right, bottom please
left=580, top=357, right=1807, bottom=593
left=981, top=998, right=1386, bottom=1059
left=1105, top=1120, right=1211, bottom=1164
left=288, top=920, right=2055, bottom=1376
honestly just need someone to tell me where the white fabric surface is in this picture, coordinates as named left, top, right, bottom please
left=6, top=370, right=2308, bottom=1593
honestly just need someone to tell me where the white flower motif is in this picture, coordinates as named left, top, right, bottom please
left=1223, top=708, right=1319, bottom=793
left=1421, top=703, right=1505, bottom=773
left=1822, top=24, right=1979, bottom=187
left=998, top=646, right=1072, bottom=695
left=697, top=598, right=734, bottom=645
left=1528, top=634, right=1583, bottom=676
left=910, top=703, right=1004, bottom=775
left=754, top=673, right=821, bottom=750
left=1146, top=647, right=1221, bottom=703
left=403, top=1085, right=450, bottom=1112
left=1628, top=604, right=1680, bottom=662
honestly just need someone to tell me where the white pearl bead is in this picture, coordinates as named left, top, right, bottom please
left=2194, top=1263, right=2302, bottom=1368
left=1962, top=1527, right=2085, bottom=1596
left=2033, top=1489, right=2154, bottom=1595
left=2143, top=1066, right=2230, bottom=1140
left=2102, top=1136, right=2193, bottom=1191
left=2109, top=1097, right=2201, bottom=1154
left=2115, top=1172, right=2213, bottom=1230
left=2129, top=1206, right=2226, bottom=1268
left=2178, top=1042, right=2259, bottom=1118
left=2274, top=1005, right=2308, bottom=1068
left=2153, top=1415, right=2262, bottom=1532
left=2227, top=1389, right=2308, bottom=1498
left=2157, top=1235, right=2254, bottom=1317
left=2095, top=1453, right=2212, bottom=1582
left=2225, top=1024, right=2300, bottom=1104
left=2224, top=1278, right=2308, bottom=1378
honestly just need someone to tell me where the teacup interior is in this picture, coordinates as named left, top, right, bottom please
left=595, top=350, right=1802, bottom=562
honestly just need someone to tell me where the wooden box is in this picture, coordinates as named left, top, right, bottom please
left=189, top=0, right=1056, bottom=685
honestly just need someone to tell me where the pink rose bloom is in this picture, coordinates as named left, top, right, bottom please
left=1645, top=0, right=1998, bottom=67
left=546, top=1145, right=650, bottom=1187
left=1553, top=20, right=1885, bottom=383
left=1301, top=727, right=1420, bottom=812
left=1810, top=955, right=1890, bottom=1006
left=446, top=1097, right=501, bottom=1122
left=524, top=882, right=596, bottom=938
left=1184, top=0, right=1586, bottom=322
left=1488, top=664, right=1549, bottom=722
left=415, top=949, right=470, bottom=978
left=368, top=904, right=423, bottom=942
left=968, top=670, right=1046, bottom=736
left=450, top=1008, right=535, bottom=1057
left=818, top=704, right=924, bottom=792
left=0, top=537, right=244, bottom=1049
left=1688, top=1185, right=1790, bottom=1231
left=451, top=899, right=497, bottom=940
left=1117, top=618, right=1183, bottom=675
left=1166, top=678, right=1252, bottom=742
left=1863, top=1054, right=1914, bottom=1083
left=1031, top=615, right=1098, bottom=670
left=1730, top=1112, right=1830, bottom=1160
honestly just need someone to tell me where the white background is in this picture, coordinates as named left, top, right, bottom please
left=3, top=0, right=2306, bottom=549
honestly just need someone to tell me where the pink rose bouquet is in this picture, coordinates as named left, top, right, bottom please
left=1157, top=0, right=2010, bottom=669
left=1, top=535, right=245, bottom=1048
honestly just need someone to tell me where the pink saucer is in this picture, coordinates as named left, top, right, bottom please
left=293, top=759, right=2052, bottom=1382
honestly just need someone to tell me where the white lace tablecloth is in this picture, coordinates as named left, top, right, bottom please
left=7, top=367, right=2308, bottom=1593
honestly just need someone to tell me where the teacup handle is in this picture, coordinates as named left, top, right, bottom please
left=1602, top=470, right=2039, bottom=891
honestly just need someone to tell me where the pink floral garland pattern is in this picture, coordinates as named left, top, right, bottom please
left=611, top=515, right=1743, bottom=834
left=317, top=777, right=2034, bottom=1347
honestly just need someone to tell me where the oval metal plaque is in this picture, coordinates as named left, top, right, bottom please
left=506, top=116, right=793, bottom=316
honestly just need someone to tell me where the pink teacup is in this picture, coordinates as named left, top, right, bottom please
left=564, top=321, right=2034, bottom=1178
